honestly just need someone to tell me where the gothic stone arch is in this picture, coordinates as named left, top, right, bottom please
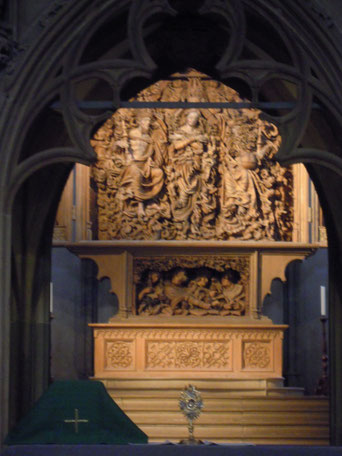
left=1, top=0, right=342, bottom=445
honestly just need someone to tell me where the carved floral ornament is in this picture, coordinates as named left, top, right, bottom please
left=146, top=341, right=231, bottom=370
left=91, top=70, right=293, bottom=242
left=95, top=326, right=283, bottom=373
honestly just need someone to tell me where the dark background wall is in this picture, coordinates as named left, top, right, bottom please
left=263, top=248, right=328, bottom=394
left=51, top=247, right=118, bottom=380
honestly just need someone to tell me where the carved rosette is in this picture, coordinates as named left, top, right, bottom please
left=242, top=341, right=272, bottom=370
left=105, top=340, right=134, bottom=369
left=91, top=69, right=293, bottom=242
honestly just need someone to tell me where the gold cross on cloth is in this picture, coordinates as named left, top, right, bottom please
left=64, top=408, right=89, bottom=433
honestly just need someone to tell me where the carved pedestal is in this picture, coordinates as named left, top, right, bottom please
left=90, top=322, right=287, bottom=380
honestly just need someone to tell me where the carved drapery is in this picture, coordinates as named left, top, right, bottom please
left=91, top=70, right=292, bottom=241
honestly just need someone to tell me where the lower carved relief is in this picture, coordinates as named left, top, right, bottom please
left=134, top=256, right=249, bottom=317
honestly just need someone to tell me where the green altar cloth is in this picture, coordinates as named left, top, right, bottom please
left=4, top=380, right=147, bottom=445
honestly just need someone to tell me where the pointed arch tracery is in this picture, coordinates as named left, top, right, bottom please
left=3, top=0, right=342, bottom=205
left=1, top=0, right=342, bottom=444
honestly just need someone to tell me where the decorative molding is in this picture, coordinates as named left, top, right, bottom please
left=92, top=327, right=284, bottom=340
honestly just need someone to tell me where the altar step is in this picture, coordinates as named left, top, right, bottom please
left=101, top=378, right=305, bottom=398
left=100, top=378, right=329, bottom=445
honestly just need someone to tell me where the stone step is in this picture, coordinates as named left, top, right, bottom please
left=101, top=377, right=305, bottom=399
left=99, top=378, right=329, bottom=445
left=139, top=424, right=330, bottom=440
left=111, top=396, right=329, bottom=412
left=102, top=378, right=286, bottom=390
left=147, top=438, right=329, bottom=445
left=126, top=410, right=329, bottom=426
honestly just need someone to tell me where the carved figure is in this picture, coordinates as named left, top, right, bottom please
left=135, top=260, right=247, bottom=318
left=137, top=271, right=168, bottom=315
left=116, top=112, right=164, bottom=217
left=166, top=109, right=218, bottom=238
left=211, top=269, right=245, bottom=316
left=164, top=269, right=190, bottom=315
left=168, top=110, right=206, bottom=228
left=187, top=274, right=212, bottom=316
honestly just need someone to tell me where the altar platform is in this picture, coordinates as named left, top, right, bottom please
left=2, top=444, right=342, bottom=456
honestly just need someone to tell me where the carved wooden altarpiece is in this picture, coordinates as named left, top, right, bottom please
left=90, top=70, right=290, bottom=242
left=63, top=70, right=318, bottom=385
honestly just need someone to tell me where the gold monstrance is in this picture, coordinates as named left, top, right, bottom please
left=179, top=385, right=204, bottom=445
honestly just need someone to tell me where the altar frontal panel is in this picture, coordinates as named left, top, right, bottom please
left=91, top=324, right=286, bottom=380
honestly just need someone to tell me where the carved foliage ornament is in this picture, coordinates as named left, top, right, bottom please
left=243, top=341, right=271, bottom=369
left=91, top=70, right=293, bottom=241
left=105, top=340, right=133, bottom=369
left=146, top=341, right=231, bottom=370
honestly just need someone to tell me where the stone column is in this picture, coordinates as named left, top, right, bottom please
left=0, top=206, right=11, bottom=446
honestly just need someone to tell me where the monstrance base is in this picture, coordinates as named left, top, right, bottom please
left=179, top=438, right=204, bottom=445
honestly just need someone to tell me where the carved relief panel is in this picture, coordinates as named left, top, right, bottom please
left=90, top=70, right=293, bottom=242
left=53, top=71, right=325, bottom=245
left=105, top=340, right=135, bottom=370
left=133, top=255, right=250, bottom=318
left=91, top=324, right=286, bottom=379
left=145, top=340, right=232, bottom=370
